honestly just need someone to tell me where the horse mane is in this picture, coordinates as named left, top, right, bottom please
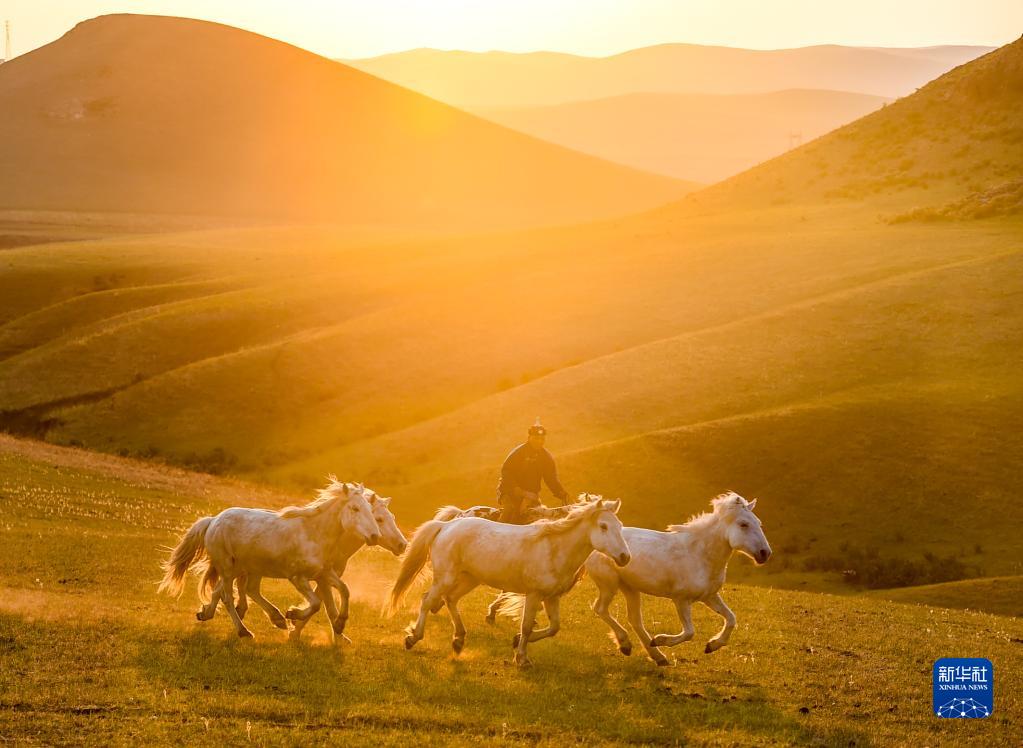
left=667, top=491, right=747, bottom=533
left=531, top=495, right=605, bottom=536
left=433, top=505, right=464, bottom=521
left=278, top=477, right=355, bottom=519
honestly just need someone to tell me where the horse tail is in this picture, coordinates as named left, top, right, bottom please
left=432, top=505, right=463, bottom=521
left=197, top=560, right=220, bottom=605
left=158, top=516, right=213, bottom=597
left=494, top=566, right=587, bottom=619
left=388, top=520, right=445, bottom=615
left=492, top=592, right=526, bottom=619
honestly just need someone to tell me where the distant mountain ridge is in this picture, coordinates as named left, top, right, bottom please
left=346, top=43, right=993, bottom=109
left=480, top=89, right=891, bottom=183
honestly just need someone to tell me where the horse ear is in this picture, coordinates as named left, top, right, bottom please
left=381, top=497, right=391, bottom=507
left=604, top=499, right=621, bottom=514
left=342, top=483, right=349, bottom=495
left=748, top=498, right=757, bottom=510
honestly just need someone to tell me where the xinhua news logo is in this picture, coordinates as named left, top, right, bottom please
left=933, top=658, right=993, bottom=718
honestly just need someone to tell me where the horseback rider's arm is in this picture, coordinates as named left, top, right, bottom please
left=542, top=452, right=568, bottom=501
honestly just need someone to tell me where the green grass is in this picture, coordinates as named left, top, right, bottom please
left=867, top=577, right=1023, bottom=618
left=1, top=436, right=1021, bottom=745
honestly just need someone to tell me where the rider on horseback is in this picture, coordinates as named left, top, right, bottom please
left=497, top=418, right=568, bottom=523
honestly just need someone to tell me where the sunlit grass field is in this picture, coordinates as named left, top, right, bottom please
left=1, top=435, right=1020, bottom=745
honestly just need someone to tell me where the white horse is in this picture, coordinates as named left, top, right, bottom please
left=390, top=495, right=631, bottom=667
left=200, top=490, right=408, bottom=643
left=587, top=491, right=771, bottom=665
left=159, top=479, right=379, bottom=639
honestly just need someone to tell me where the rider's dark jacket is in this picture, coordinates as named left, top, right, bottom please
left=497, top=444, right=568, bottom=501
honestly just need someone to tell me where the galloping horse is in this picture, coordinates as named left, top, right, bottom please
left=390, top=495, right=630, bottom=667
left=201, top=489, right=407, bottom=643
left=159, top=479, right=379, bottom=639
left=587, top=491, right=771, bottom=665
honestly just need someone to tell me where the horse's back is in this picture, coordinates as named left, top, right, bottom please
left=204, top=506, right=313, bottom=577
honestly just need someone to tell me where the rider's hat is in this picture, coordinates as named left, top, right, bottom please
left=528, top=417, right=547, bottom=436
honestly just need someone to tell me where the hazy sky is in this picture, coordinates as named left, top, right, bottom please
left=5, top=0, right=1022, bottom=60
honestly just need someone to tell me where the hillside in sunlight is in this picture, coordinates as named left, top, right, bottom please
left=2, top=436, right=1020, bottom=744
left=0, top=36, right=1021, bottom=597
left=347, top=44, right=991, bottom=108
left=479, top=89, right=889, bottom=183
left=684, top=37, right=1023, bottom=212
left=0, top=15, right=690, bottom=231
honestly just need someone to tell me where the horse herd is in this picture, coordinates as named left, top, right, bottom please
left=159, top=479, right=771, bottom=667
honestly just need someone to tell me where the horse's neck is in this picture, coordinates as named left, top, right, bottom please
left=686, top=517, right=733, bottom=578
left=334, top=529, right=365, bottom=562
left=547, top=520, right=597, bottom=574
left=303, top=500, right=347, bottom=548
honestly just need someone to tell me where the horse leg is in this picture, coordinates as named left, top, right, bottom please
left=405, top=583, right=445, bottom=650
left=196, top=580, right=222, bottom=621
left=324, top=570, right=351, bottom=640
left=285, top=577, right=321, bottom=623
left=622, top=586, right=667, bottom=666
left=702, top=592, right=736, bottom=654
left=522, top=596, right=561, bottom=644
left=514, top=593, right=541, bottom=667
left=485, top=592, right=505, bottom=624
left=652, top=598, right=695, bottom=648
left=219, top=573, right=253, bottom=639
left=244, top=576, right=289, bottom=630
left=591, top=576, right=632, bottom=655
left=444, top=576, right=478, bottom=654
left=234, top=574, right=248, bottom=621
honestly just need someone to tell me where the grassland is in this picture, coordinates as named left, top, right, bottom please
left=1, top=435, right=1020, bottom=746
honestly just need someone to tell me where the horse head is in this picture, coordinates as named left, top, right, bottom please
left=367, top=492, right=408, bottom=555
left=718, top=492, right=771, bottom=565
left=584, top=495, right=631, bottom=567
left=339, top=482, right=380, bottom=547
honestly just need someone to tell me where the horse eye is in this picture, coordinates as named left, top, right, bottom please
left=599, top=523, right=608, bottom=531
left=376, top=517, right=384, bottom=524
left=739, top=522, right=749, bottom=529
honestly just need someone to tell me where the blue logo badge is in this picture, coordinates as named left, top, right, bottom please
left=933, top=658, right=993, bottom=718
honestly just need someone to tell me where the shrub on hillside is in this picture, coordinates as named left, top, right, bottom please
left=802, top=543, right=975, bottom=589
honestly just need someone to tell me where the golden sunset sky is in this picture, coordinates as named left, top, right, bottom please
left=4, top=0, right=1022, bottom=60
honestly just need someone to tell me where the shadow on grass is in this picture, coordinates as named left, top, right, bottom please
left=123, top=616, right=873, bottom=747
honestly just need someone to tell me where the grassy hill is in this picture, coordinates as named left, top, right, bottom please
left=686, top=38, right=1023, bottom=212
left=868, top=577, right=1023, bottom=618
left=0, top=37, right=1021, bottom=596
left=347, top=44, right=991, bottom=109
left=0, top=15, right=690, bottom=231
left=1, top=435, right=1020, bottom=745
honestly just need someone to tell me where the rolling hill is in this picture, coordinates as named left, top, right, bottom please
left=479, top=89, right=890, bottom=182
left=0, top=14, right=691, bottom=231
left=346, top=44, right=992, bottom=109
left=0, top=34, right=1021, bottom=595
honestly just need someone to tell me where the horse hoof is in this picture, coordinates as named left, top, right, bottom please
left=272, top=618, right=289, bottom=630
left=620, top=644, right=632, bottom=656
left=238, top=629, right=254, bottom=639
left=515, top=656, right=533, bottom=669
left=452, top=639, right=464, bottom=654
left=654, top=657, right=669, bottom=667
left=195, top=612, right=206, bottom=622
left=704, top=643, right=716, bottom=654
left=404, top=635, right=416, bottom=650
left=512, top=633, right=521, bottom=648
